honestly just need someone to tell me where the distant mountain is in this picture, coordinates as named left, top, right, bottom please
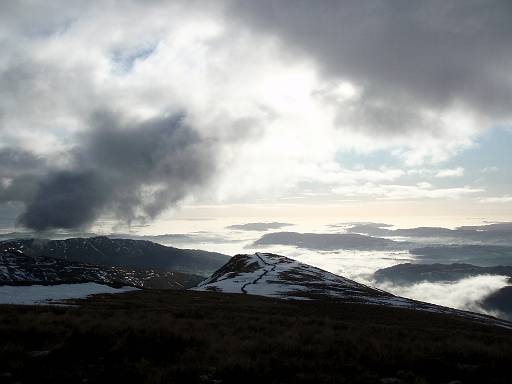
left=410, top=245, right=512, bottom=266
left=0, top=248, right=203, bottom=289
left=480, top=286, right=512, bottom=321
left=348, top=224, right=454, bottom=238
left=252, top=232, right=407, bottom=251
left=1, top=236, right=230, bottom=276
left=193, top=253, right=511, bottom=328
left=347, top=222, right=512, bottom=245
left=373, top=262, right=512, bottom=285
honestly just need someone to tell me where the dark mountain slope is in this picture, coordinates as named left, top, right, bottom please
left=1, top=236, right=229, bottom=276
left=480, top=286, right=512, bottom=321
left=0, top=248, right=203, bottom=289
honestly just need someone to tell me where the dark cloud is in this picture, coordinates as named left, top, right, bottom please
left=226, top=222, right=293, bottom=231
left=0, top=149, right=46, bottom=204
left=0, top=149, right=42, bottom=176
left=7, top=112, right=218, bottom=231
left=0, top=230, right=98, bottom=241
left=231, top=1, right=512, bottom=133
left=18, top=170, right=110, bottom=230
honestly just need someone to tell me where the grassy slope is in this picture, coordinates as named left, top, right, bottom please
left=1, top=290, right=512, bottom=384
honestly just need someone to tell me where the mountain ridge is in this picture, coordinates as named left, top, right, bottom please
left=0, top=248, right=203, bottom=289
left=374, top=262, right=512, bottom=285
left=194, top=252, right=512, bottom=329
left=1, top=236, right=229, bottom=276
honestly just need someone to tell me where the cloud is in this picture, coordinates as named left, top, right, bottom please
left=231, top=1, right=512, bottom=137
left=480, top=196, right=512, bottom=203
left=375, top=274, right=510, bottom=317
left=481, top=166, right=499, bottom=174
left=11, top=112, right=218, bottom=230
left=332, top=183, right=483, bottom=200
left=18, top=170, right=111, bottom=230
left=435, top=167, right=465, bottom=178
left=226, top=222, right=293, bottom=231
left=1, top=1, right=511, bottom=229
left=327, top=222, right=392, bottom=230
left=0, top=2, right=261, bottom=229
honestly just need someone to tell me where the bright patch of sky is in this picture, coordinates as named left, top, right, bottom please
left=331, top=126, right=511, bottom=200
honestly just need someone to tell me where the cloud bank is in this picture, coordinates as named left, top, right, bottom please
left=1, top=1, right=512, bottom=230
left=226, top=222, right=293, bottom=231
left=347, top=222, right=512, bottom=246
left=16, top=113, right=218, bottom=230
left=231, top=1, right=512, bottom=151
left=376, top=274, right=510, bottom=317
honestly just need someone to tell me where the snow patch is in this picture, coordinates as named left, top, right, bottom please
left=0, top=283, right=138, bottom=305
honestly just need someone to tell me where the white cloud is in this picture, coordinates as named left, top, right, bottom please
left=480, top=196, right=512, bottom=203
left=435, top=167, right=465, bottom=178
left=376, top=275, right=510, bottom=315
left=332, top=183, right=483, bottom=200
left=481, top=166, right=499, bottom=173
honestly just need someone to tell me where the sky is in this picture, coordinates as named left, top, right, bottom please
left=1, top=0, right=512, bottom=234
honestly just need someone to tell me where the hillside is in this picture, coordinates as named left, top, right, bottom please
left=1, top=289, right=512, bottom=383
left=481, top=286, right=512, bottom=320
left=194, top=253, right=511, bottom=328
left=0, top=248, right=203, bottom=289
left=1, top=236, right=229, bottom=276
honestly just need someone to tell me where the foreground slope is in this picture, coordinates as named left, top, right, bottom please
left=1, top=236, right=229, bottom=276
left=194, top=253, right=511, bottom=328
left=1, top=290, right=512, bottom=384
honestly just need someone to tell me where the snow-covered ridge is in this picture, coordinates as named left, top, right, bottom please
left=194, top=252, right=390, bottom=300
left=193, top=253, right=512, bottom=329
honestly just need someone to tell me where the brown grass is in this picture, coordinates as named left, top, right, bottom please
left=1, top=290, right=511, bottom=383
